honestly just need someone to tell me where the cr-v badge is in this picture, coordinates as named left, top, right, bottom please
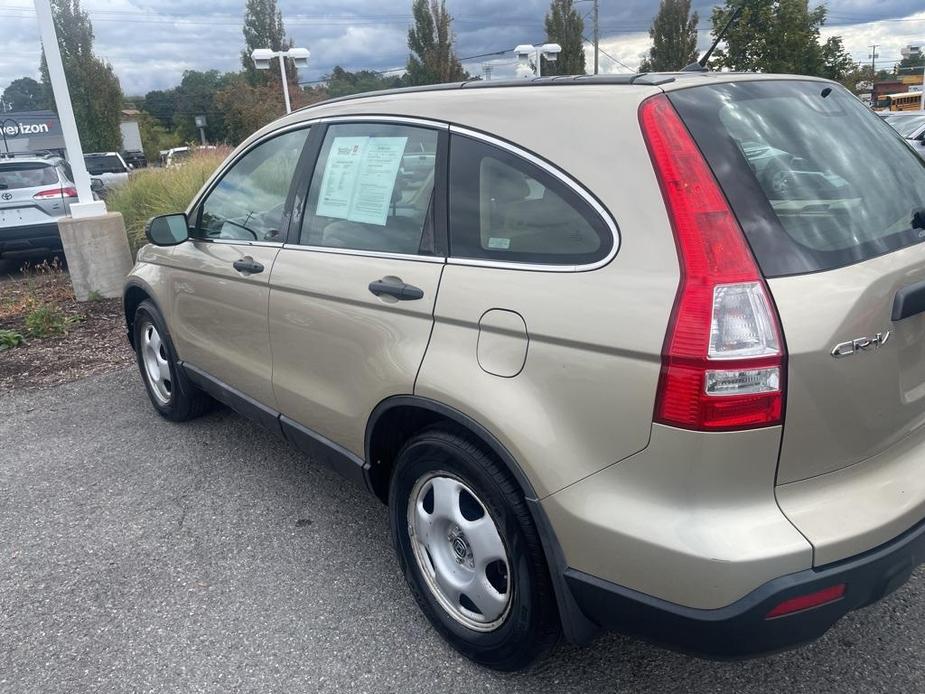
left=831, top=332, right=891, bottom=359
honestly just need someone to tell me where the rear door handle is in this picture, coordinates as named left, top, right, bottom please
left=369, top=278, right=424, bottom=301
left=233, top=257, right=264, bottom=274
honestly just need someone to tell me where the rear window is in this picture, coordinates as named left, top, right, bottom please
left=85, top=155, right=126, bottom=175
left=670, top=80, right=925, bottom=276
left=0, top=162, right=58, bottom=190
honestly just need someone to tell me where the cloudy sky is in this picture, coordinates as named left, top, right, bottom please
left=0, top=0, right=923, bottom=97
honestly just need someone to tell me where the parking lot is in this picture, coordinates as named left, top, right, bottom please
left=2, top=368, right=924, bottom=693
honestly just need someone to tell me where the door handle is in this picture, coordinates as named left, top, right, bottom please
left=233, top=257, right=264, bottom=274
left=369, top=278, right=424, bottom=301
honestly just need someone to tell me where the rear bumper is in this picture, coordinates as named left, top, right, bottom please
left=0, top=223, right=62, bottom=254
left=566, top=513, right=925, bottom=658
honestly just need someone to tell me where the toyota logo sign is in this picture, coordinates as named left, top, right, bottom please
left=1, top=193, right=12, bottom=201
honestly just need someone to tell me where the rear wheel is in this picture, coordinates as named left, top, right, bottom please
left=133, top=300, right=211, bottom=421
left=389, top=426, right=560, bottom=670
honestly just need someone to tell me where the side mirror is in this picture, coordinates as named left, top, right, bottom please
left=127, top=163, right=135, bottom=171
left=90, top=178, right=104, bottom=192
left=145, top=213, right=189, bottom=246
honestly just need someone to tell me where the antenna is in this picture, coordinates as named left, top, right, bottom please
left=681, top=2, right=744, bottom=72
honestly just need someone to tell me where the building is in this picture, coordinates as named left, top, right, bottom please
left=901, top=45, right=923, bottom=60
left=872, top=80, right=906, bottom=108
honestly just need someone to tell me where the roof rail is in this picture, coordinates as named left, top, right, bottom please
left=294, top=73, right=677, bottom=114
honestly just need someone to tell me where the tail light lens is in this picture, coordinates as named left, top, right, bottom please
left=33, top=187, right=78, bottom=199
left=640, top=95, right=785, bottom=431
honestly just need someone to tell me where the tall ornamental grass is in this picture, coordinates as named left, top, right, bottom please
left=107, top=148, right=230, bottom=257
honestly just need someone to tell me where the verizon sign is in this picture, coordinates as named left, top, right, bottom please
left=1, top=110, right=62, bottom=140
left=3, top=121, right=51, bottom=136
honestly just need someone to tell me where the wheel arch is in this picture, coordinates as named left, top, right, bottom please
left=123, top=279, right=163, bottom=350
left=364, top=395, right=599, bottom=644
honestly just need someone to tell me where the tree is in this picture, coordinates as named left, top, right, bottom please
left=1, top=77, right=48, bottom=112
left=899, top=53, right=925, bottom=70
left=820, top=36, right=854, bottom=82
left=543, top=0, right=585, bottom=76
left=39, top=0, right=123, bottom=152
left=142, top=89, right=177, bottom=129
left=323, top=66, right=405, bottom=98
left=639, top=0, right=699, bottom=72
left=241, top=0, right=294, bottom=87
left=173, top=70, right=233, bottom=143
left=406, top=0, right=468, bottom=85
left=136, top=112, right=182, bottom=165
left=709, top=0, right=827, bottom=76
left=216, top=76, right=323, bottom=145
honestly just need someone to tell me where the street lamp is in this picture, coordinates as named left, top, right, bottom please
left=252, top=47, right=310, bottom=114
left=1, top=118, right=20, bottom=156
left=514, top=43, right=562, bottom=78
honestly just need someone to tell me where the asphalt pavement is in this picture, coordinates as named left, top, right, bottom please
left=1, top=367, right=923, bottom=693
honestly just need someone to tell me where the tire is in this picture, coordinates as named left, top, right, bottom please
left=389, top=425, right=560, bottom=671
left=133, top=300, right=211, bottom=422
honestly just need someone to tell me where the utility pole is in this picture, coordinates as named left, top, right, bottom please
left=482, top=64, right=493, bottom=81
left=869, top=44, right=879, bottom=77
left=593, top=0, right=600, bottom=75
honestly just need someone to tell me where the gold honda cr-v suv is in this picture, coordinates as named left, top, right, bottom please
left=125, top=72, right=925, bottom=670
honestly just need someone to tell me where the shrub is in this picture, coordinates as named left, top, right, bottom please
left=24, top=304, right=71, bottom=338
left=107, top=149, right=230, bottom=257
left=0, top=329, right=25, bottom=351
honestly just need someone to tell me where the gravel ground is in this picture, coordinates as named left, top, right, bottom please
left=1, top=368, right=923, bottom=693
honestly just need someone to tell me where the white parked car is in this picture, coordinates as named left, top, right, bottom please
left=84, top=152, right=131, bottom=191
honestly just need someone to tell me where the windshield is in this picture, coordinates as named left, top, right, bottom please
left=0, top=162, right=58, bottom=190
left=671, top=80, right=925, bottom=276
left=892, top=114, right=925, bottom=138
left=85, top=155, right=126, bottom=175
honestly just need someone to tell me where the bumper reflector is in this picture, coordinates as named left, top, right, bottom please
left=765, top=584, right=846, bottom=619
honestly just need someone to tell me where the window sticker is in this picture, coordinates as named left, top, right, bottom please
left=487, top=237, right=511, bottom=249
left=315, top=136, right=408, bottom=226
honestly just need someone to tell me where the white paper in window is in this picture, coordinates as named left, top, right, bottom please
left=315, top=136, right=408, bottom=226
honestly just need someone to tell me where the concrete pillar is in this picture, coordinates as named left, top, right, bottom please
left=57, top=212, right=132, bottom=301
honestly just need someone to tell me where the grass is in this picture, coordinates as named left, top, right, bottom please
left=24, top=304, right=73, bottom=338
left=107, top=148, right=231, bottom=257
left=0, top=329, right=25, bottom=351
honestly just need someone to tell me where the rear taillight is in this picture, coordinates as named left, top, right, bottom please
left=33, top=187, right=78, bottom=199
left=765, top=584, right=846, bottom=619
left=640, top=95, right=785, bottom=431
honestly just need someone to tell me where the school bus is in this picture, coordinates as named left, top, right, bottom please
left=886, top=91, right=923, bottom=111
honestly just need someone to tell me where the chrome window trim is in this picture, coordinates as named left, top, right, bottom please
left=187, top=237, right=284, bottom=248
left=279, top=243, right=445, bottom=264
left=446, top=124, right=620, bottom=273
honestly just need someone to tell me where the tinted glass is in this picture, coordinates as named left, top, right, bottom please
left=672, top=81, right=925, bottom=276
left=300, top=123, right=437, bottom=254
left=448, top=135, right=611, bottom=265
left=197, top=128, right=309, bottom=242
left=85, top=155, right=126, bottom=174
left=0, top=163, right=57, bottom=190
left=892, top=114, right=925, bottom=138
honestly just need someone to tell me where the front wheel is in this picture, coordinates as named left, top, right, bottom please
left=389, top=427, right=560, bottom=670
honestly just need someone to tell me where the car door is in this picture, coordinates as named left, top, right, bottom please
left=166, top=126, right=312, bottom=410
left=268, top=120, right=447, bottom=457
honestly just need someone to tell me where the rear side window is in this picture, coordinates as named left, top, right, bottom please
left=0, top=163, right=57, bottom=190
left=670, top=80, right=925, bottom=276
left=85, top=155, right=126, bottom=175
left=448, top=134, right=612, bottom=266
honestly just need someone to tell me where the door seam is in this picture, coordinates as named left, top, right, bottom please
left=413, top=262, right=446, bottom=394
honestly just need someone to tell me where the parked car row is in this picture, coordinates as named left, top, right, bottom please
left=125, top=72, right=925, bottom=670
left=881, top=111, right=925, bottom=159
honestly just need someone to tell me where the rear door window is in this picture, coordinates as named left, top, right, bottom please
left=670, top=80, right=925, bottom=276
left=0, top=163, right=57, bottom=190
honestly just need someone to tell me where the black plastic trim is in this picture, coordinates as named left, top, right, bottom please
left=181, top=363, right=281, bottom=434
left=364, top=394, right=599, bottom=644
left=280, top=415, right=371, bottom=492
left=567, top=511, right=925, bottom=658
left=892, top=279, right=925, bottom=321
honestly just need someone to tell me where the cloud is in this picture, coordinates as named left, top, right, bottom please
left=0, top=0, right=922, bottom=95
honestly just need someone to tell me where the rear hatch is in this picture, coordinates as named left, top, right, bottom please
left=0, top=161, right=66, bottom=228
left=670, top=79, right=925, bottom=484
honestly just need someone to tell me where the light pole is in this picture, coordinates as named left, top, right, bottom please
left=33, top=0, right=105, bottom=218
left=1, top=118, right=20, bottom=156
left=514, top=43, right=562, bottom=78
left=195, top=115, right=207, bottom=146
left=251, top=47, right=310, bottom=114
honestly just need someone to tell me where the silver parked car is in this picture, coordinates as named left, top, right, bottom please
left=0, top=153, right=77, bottom=258
left=882, top=111, right=925, bottom=158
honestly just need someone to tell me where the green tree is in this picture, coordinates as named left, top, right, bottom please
left=898, top=53, right=925, bottom=71
left=323, top=66, right=404, bottom=98
left=543, top=0, right=585, bottom=76
left=142, top=89, right=178, bottom=129
left=173, top=70, right=232, bottom=143
left=39, top=0, right=123, bottom=152
left=241, top=0, right=294, bottom=86
left=709, top=0, right=827, bottom=75
left=820, top=36, right=854, bottom=82
left=136, top=112, right=182, bottom=164
left=406, top=0, right=468, bottom=85
left=639, top=0, right=699, bottom=72
left=1, top=77, right=48, bottom=112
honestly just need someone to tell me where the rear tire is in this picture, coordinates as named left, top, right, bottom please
left=133, top=300, right=211, bottom=422
left=389, top=426, right=560, bottom=671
